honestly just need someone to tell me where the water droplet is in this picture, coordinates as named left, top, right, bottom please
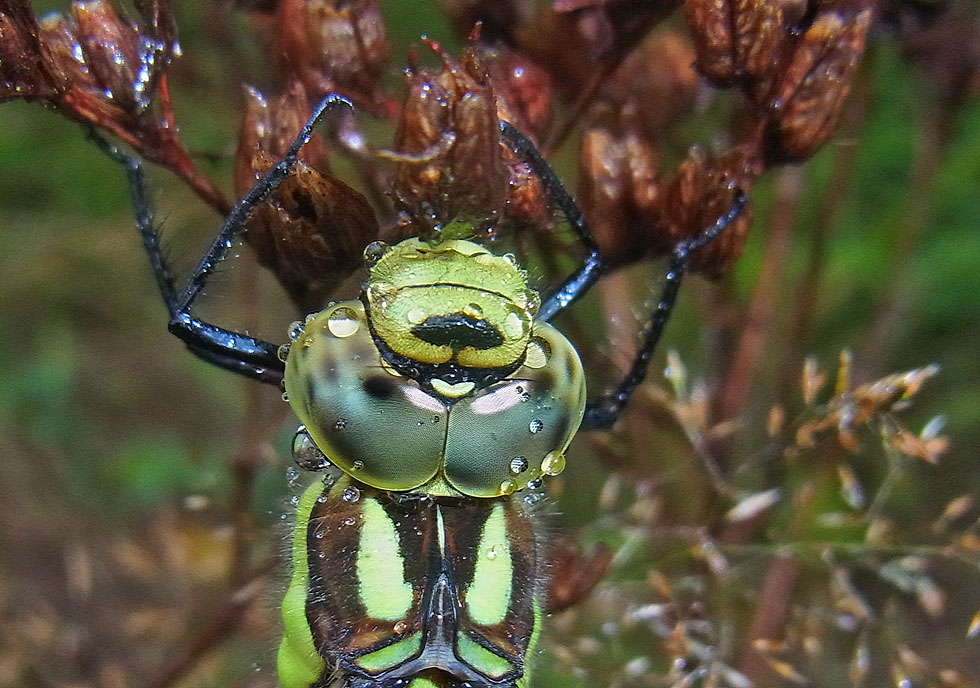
left=486, top=544, right=501, bottom=560
left=314, top=530, right=324, bottom=539
left=363, top=240, right=389, bottom=266
left=393, top=620, right=409, bottom=634
left=406, top=308, right=427, bottom=325
left=334, top=418, right=348, bottom=431
left=293, top=429, right=330, bottom=471
left=499, top=479, right=517, bottom=495
left=285, top=467, right=299, bottom=483
left=463, top=302, right=483, bottom=318
left=352, top=460, right=364, bottom=471
left=317, top=494, right=328, bottom=503
left=524, top=338, right=550, bottom=369
left=541, top=450, right=566, bottom=476
left=502, top=310, right=527, bottom=339
left=277, top=343, right=291, bottom=362
left=341, top=486, right=360, bottom=503
left=529, top=419, right=543, bottom=434
left=281, top=391, right=290, bottom=403
left=290, top=494, right=300, bottom=506
left=287, top=320, right=304, bottom=341
left=510, top=456, right=529, bottom=474
left=327, top=306, right=361, bottom=338
left=525, top=291, right=540, bottom=316
left=343, top=516, right=356, bottom=526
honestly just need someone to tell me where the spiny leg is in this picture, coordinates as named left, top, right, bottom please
left=92, top=94, right=355, bottom=384
left=581, top=191, right=747, bottom=430
left=499, top=120, right=604, bottom=321
left=499, top=120, right=748, bottom=429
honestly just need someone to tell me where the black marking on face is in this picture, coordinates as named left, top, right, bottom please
left=411, top=313, right=504, bottom=352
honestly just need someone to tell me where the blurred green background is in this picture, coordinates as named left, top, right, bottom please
left=1, top=1, right=980, bottom=687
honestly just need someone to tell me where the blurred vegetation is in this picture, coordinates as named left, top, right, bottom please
left=1, top=1, right=980, bottom=687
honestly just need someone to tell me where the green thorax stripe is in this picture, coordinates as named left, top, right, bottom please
left=294, top=476, right=541, bottom=685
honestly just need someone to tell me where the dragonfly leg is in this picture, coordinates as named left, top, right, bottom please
left=91, top=94, right=355, bottom=385
left=581, top=190, right=747, bottom=430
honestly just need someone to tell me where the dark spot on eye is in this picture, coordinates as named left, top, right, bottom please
left=411, top=313, right=504, bottom=351
left=362, top=375, right=397, bottom=399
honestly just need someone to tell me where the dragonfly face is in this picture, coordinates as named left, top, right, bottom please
left=278, top=235, right=587, bottom=687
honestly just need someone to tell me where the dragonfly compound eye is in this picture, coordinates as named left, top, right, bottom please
left=282, top=243, right=587, bottom=498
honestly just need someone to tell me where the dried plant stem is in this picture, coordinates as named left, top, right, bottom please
left=737, top=553, right=801, bottom=686
left=776, top=99, right=867, bottom=409
left=61, top=84, right=230, bottom=215
left=717, top=166, right=803, bottom=422
left=228, top=258, right=275, bottom=589
left=145, top=558, right=277, bottom=688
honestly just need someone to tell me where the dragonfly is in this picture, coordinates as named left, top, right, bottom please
left=94, top=93, right=745, bottom=688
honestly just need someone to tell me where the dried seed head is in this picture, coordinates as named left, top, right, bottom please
left=0, top=5, right=55, bottom=99
left=68, top=0, right=175, bottom=112
left=484, top=45, right=553, bottom=141
left=686, top=0, right=795, bottom=92
left=276, top=0, right=390, bottom=112
left=235, top=84, right=379, bottom=311
left=579, top=105, right=662, bottom=266
left=242, top=158, right=380, bottom=311
left=71, top=0, right=142, bottom=110
left=37, top=13, right=92, bottom=91
left=609, top=31, right=700, bottom=135
left=391, top=42, right=508, bottom=237
left=660, top=147, right=753, bottom=276
left=769, top=9, right=873, bottom=161
left=502, top=157, right=551, bottom=231
left=235, top=82, right=328, bottom=196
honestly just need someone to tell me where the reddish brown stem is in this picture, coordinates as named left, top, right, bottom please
left=737, top=553, right=802, bottom=686
left=717, top=166, right=803, bottom=421
left=144, top=558, right=278, bottom=688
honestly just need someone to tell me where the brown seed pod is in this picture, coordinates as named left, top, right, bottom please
left=0, top=4, right=56, bottom=99
left=69, top=0, right=173, bottom=112
left=242, top=158, right=379, bottom=311
left=769, top=8, right=873, bottom=161
left=685, top=0, right=793, bottom=93
left=607, top=30, right=700, bottom=135
left=276, top=0, right=390, bottom=113
left=235, top=82, right=328, bottom=196
left=483, top=44, right=554, bottom=142
left=390, top=42, right=508, bottom=237
left=578, top=105, right=662, bottom=267
left=235, top=84, right=378, bottom=311
left=660, top=146, right=753, bottom=276
left=36, top=13, right=92, bottom=92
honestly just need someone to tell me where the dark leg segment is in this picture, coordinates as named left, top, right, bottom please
left=499, top=120, right=747, bottom=430
left=499, top=121, right=604, bottom=321
left=581, top=191, right=747, bottom=430
left=92, top=94, right=354, bottom=384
